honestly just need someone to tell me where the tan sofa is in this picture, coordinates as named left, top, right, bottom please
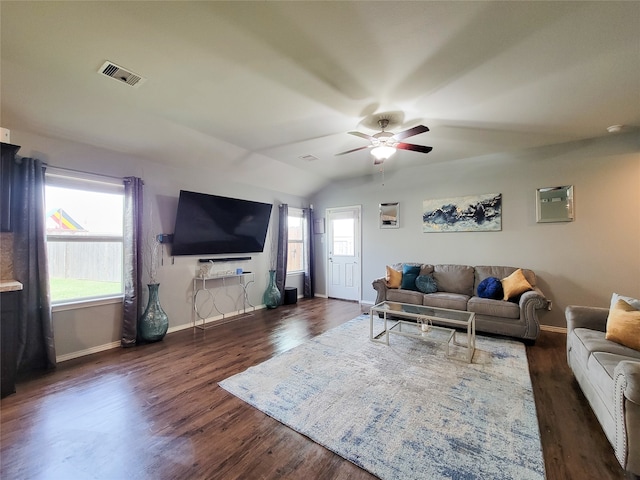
left=372, top=263, right=549, bottom=342
left=566, top=305, right=640, bottom=476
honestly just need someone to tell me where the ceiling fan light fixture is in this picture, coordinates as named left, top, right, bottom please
left=371, top=145, right=396, bottom=161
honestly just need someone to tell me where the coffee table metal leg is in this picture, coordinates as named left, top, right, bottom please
left=384, top=313, right=390, bottom=345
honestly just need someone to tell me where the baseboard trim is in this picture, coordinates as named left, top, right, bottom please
left=541, top=324, right=567, bottom=334
left=56, top=341, right=121, bottom=363
left=57, top=306, right=267, bottom=363
left=56, top=304, right=564, bottom=362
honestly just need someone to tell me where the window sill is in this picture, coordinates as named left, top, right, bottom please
left=52, top=295, right=123, bottom=313
left=287, top=271, right=304, bottom=277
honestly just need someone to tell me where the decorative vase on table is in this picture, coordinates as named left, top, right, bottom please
left=263, top=270, right=281, bottom=309
left=138, top=283, right=169, bottom=342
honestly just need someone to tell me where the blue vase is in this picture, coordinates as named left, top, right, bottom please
left=139, top=283, right=169, bottom=342
left=263, top=270, right=281, bottom=309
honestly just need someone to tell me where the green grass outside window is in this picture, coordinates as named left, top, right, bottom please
left=50, top=278, right=122, bottom=302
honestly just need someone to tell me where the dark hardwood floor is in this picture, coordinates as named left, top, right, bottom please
left=0, top=298, right=629, bottom=479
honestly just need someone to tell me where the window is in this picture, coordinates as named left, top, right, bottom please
left=287, top=208, right=307, bottom=273
left=45, top=171, right=124, bottom=304
left=331, top=217, right=355, bottom=256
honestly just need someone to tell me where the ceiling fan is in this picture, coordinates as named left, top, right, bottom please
left=335, top=119, right=433, bottom=164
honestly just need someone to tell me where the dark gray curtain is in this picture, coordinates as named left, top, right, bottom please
left=302, top=207, right=315, bottom=298
left=275, top=203, right=288, bottom=303
left=121, top=176, right=143, bottom=347
left=12, top=157, right=56, bottom=372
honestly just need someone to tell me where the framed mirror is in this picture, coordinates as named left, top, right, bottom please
left=536, top=186, right=574, bottom=223
left=380, top=202, right=399, bottom=229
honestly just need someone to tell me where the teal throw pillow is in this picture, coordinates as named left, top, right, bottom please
left=415, top=274, right=438, bottom=294
left=401, top=264, right=421, bottom=291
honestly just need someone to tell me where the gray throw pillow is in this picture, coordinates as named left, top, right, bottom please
left=415, top=274, right=438, bottom=294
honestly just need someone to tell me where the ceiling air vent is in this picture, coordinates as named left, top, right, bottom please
left=98, top=61, right=146, bottom=88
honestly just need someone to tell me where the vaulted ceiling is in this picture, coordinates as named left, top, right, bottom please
left=1, top=1, right=639, bottom=197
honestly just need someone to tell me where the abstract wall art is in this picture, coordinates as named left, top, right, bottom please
left=422, top=193, right=502, bottom=232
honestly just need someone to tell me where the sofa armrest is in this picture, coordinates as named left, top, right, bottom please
left=518, top=288, right=549, bottom=340
left=565, top=305, right=609, bottom=334
left=614, top=360, right=640, bottom=474
left=520, top=288, right=548, bottom=309
left=372, top=277, right=388, bottom=305
left=616, top=360, right=640, bottom=405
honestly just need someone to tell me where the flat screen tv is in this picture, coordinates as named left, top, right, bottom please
left=172, top=190, right=273, bottom=256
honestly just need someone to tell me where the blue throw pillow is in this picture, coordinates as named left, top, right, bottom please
left=477, top=277, right=504, bottom=300
left=401, top=264, right=421, bottom=291
left=415, top=274, right=438, bottom=294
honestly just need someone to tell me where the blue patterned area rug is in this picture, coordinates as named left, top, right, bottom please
left=219, top=315, right=545, bottom=480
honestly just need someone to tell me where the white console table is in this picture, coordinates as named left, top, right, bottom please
left=192, top=272, right=255, bottom=329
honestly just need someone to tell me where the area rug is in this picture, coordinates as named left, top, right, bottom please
left=219, top=315, right=545, bottom=480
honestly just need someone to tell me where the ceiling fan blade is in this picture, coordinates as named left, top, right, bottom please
left=396, top=142, right=433, bottom=154
left=335, top=145, right=372, bottom=156
left=348, top=131, right=376, bottom=141
left=392, top=125, right=429, bottom=141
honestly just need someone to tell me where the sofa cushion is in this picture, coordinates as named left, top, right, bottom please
left=415, top=274, right=438, bottom=294
left=387, top=288, right=425, bottom=305
left=501, top=268, right=533, bottom=301
left=587, top=352, right=636, bottom=414
left=401, top=264, right=421, bottom=291
left=476, top=277, right=504, bottom=300
left=423, top=292, right=470, bottom=311
left=573, top=328, right=640, bottom=361
left=468, top=297, right=520, bottom=319
left=570, top=328, right=598, bottom=367
left=606, top=299, right=640, bottom=351
left=385, top=265, right=402, bottom=288
left=432, top=264, right=475, bottom=296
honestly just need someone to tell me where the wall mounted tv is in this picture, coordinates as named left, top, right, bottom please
left=172, top=190, right=273, bottom=256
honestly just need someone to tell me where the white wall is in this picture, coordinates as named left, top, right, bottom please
left=11, top=130, right=308, bottom=359
left=311, top=132, right=640, bottom=328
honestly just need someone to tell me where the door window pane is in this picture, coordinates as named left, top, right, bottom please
left=332, top=218, right=354, bottom=256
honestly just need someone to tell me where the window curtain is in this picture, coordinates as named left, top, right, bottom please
left=121, top=176, right=143, bottom=347
left=275, top=203, right=288, bottom=303
left=302, top=207, right=315, bottom=298
left=12, top=157, right=56, bottom=372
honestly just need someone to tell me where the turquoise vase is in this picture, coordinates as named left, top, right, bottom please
left=263, top=270, right=281, bottom=309
left=139, top=283, right=169, bottom=342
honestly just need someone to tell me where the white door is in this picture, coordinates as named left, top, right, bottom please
left=326, top=206, right=361, bottom=301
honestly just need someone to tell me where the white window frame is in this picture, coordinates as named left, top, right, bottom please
left=45, top=169, right=125, bottom=308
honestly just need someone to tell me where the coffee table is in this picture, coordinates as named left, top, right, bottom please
left=369, top=301, right=476, bottom=362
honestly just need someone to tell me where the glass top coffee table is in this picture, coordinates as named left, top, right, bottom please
left=370, top=301, right=476, bottom=362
